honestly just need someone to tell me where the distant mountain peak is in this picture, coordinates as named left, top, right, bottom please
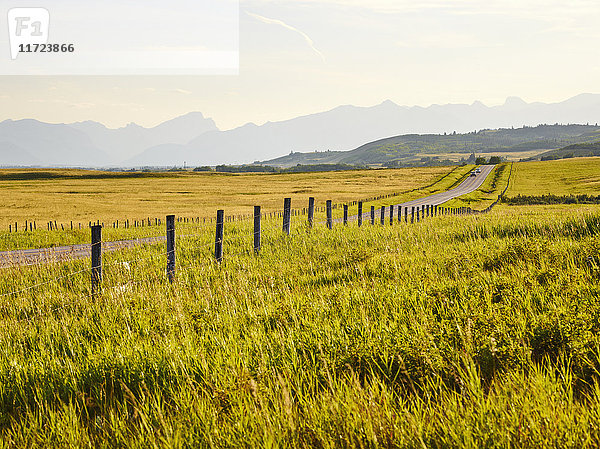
left=180, top=111, right=206, bottom=118
left=504, top=96, right=527, bottom=107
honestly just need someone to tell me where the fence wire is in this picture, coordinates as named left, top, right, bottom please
left=0, top=164, right=511, bottom=316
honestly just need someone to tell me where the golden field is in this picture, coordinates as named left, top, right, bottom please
left=0, top=167, right=453, bottom=229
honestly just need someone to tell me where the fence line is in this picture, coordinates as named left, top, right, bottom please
left=3, top=165, right=468, bottom=237
left=1, top=164, right=512, bottom=307
left=0, top=203, right=464, bottom=300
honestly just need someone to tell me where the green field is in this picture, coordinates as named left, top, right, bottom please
left=509, top=158, right=600, bottom=196
left=1, top=159, right=600, bottom=447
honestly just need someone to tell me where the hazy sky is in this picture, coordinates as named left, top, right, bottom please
left=1, top=0, right=599, bottom=130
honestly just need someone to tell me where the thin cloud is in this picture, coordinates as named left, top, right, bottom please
left=246, top=11, right=325, bottom=62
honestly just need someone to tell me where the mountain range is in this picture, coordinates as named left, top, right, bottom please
left=1, top=94, right=599, bottom=167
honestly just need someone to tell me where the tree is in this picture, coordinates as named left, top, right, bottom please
left=193, top=166, right=213, bottom=172
left=475, top=157, right=487, bottom=165
left=489, top=156, right=501, bottom=164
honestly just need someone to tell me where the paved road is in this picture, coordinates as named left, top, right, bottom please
left=0, top=165, right=494, bottom=267
left=395, top=164, right=494, bottom=209
left=346, top=164, right=495, bottom=223
left=0, top=236, right=165, bottom=268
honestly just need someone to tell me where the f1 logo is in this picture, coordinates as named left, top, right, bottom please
left=7, top=8, right=50, bottom=60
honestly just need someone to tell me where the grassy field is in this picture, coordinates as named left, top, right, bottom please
left=1, top=204, right=600, bottom=446
left=508, top=157, right=600, bottom=196
left=0, top=165, right=477, bottom=251
left=0, top=166, right=453, bottom=230
left=1, top=160, right=600, bottom=446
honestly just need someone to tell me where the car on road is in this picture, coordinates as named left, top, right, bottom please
left=475, top=167, right=481, bottom=173
left=470, top=171, right=476, bottom=177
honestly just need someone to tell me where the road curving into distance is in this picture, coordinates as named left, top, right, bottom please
left=393, top=164, right=494, bottom=210
left=0, top=165, right=495, bottom=267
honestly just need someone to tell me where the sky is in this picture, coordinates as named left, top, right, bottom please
left=1, top=0, right=599, bottom=130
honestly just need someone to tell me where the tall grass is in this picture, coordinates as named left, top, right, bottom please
left=1, top=206, right=600, bottom=447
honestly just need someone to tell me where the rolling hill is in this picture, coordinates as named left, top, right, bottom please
left=260, top=124, right=600, bottom=168
left=536, top=141, right=600, bottom=161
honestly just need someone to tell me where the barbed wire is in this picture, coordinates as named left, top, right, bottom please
left=0, top=266, right=92, bottom=299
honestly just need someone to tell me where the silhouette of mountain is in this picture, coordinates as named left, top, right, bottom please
left=1, top=94, right=600, bottom=167
left=128, top=94, right=600, bottom=166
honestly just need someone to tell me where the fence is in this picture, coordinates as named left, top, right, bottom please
left=1, top=197, right=480, bottom=302
left=1, top=163, right=514, bottom=302
left=5, top=165, right=469, bottom=235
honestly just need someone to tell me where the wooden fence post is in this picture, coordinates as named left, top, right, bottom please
left=371, top=206, right=375, bottom=225
left=166, top=215, right=176, bottom=283
left=254, top=206, right=261, bottom=254
left=417, top=208, right=420, bottom=222
left=389, top=204, right=394, bottom=225
left=326, top=200, right=333, bottom=230
left=358, top=201, right=363, bottom=227
left=91, top=225, right=102, bottom=297
left=215, top=210, right=224, bottom=262
left=411, top=207, right=415, bottom=224
left=421, top=205, right=425, bottom=220
left=380, top=206, right=385, bottom=225
left=283, top=198, right=291, bottom=235
left=308, top=197, right=315, bottom=228
left=397, top=204, right=401, bottom=223
left=343, top=204, right=348, bottom=225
